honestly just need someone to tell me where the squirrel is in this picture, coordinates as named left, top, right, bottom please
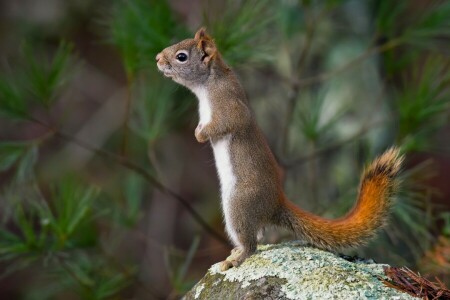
left=156, top=28, right=404, bottom=272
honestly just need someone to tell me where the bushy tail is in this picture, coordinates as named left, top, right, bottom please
left=279, top=147, right=404, bottom=251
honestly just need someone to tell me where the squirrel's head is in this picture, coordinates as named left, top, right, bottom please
left=156, top=28, right=219, bottom=88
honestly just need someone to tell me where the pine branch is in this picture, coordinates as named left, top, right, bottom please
left=120, top=74, right=134, bottom=157
left=280, top=9, right=321, bottom=155
left=31, top=118, right=229, bottom=246
left=282, top=120, right=385, bottom=169
left=293, top=38, right=403, bottom=88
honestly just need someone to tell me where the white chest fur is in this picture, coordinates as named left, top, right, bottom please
left=193, top=87, right=212, bottom=125
left=211, top=135, right=239, bottom=246
left=191, top=87, right=239, bottom=245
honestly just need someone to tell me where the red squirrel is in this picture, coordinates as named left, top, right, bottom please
left=156, top=28, right=404, bottom=271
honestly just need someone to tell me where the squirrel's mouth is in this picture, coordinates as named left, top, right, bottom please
left=157, top=64, right=175, bottom=78
left=163, top=71, right=174, bottom=78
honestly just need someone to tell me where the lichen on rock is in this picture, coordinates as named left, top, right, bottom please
left=184, top=242, right=417, bottom=300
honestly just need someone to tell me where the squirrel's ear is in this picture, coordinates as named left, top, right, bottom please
left=198, top=39, right=217, bottom=64
left=194, top=27, right=209, bottom=41
left=194, top=28, right=217, bottom=64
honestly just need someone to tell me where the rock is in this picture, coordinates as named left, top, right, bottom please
left=184, top=242, right=416, bottom=300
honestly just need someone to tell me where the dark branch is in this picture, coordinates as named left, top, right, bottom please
left=31, top=118, right=229, bottom=246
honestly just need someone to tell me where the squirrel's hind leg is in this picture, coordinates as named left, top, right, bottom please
left=220, top=228, right=257, bottom=271
left=257, top=227, right=265, bottom=242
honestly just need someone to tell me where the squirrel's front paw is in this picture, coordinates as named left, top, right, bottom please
left=195, top=124, right=208, bottom=143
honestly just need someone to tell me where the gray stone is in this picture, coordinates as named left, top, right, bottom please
left=184, top=242, right=417, bottom=300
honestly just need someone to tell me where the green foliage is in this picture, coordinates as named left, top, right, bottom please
left=295, top=92, right=345, bottom=143
left=0, top=0, right=449, bottom=297
left=375, top=1, right=407, bottom=39
left=164, top=236, right=200, bottom=294
left=375, top=0, right=450, bottom=47
left=108, top=0, right=192, bottom=147
left=442, top=212, right=450, bottom=237
left=0, top=0, right=202, bottom=295
left=115, top=173, right=145, bottom=227
left=277, top=0, right=344, bottom=38
left=277, top=1, right=306, bottom=38
left=59, top=254, right=133, bottom=300
left=396, top=57, right=450, bottom=152
left=0, top=176, right=131, bottom=298
left=0, top=42, right=74, bottom=120
left=389, top=161, right=436, bottom=260
left=403, top=2, right=450, bottom=50
left=43, top=180, right=98, bottom=246
left=108, top=0, right=187, bottom=77
left=0, top=76, right=28, bottom=119
left=15, top=145, right=38, bottom=182
left=205, top=0, right=274, bottom=66
left=130, top=74, right=192, bottom=143
left=376, top=1, right=450, bottom=72
left=0, top=180, right=99, bottom=266
left=0, top=142, right=29, bottom=172
left=0, top=141, right=39, bottom=183
left=22, top=42, right=74, bottom=108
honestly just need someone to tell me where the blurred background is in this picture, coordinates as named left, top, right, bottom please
left=0, top=0, right=449, bottom=299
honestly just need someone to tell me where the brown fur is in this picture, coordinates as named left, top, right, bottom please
left=156, top=29, right=404, bottom=271
left=277, top=148, right=403, bottom=250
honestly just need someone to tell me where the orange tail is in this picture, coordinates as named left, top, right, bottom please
left=278, top=147, right=404, bottom=251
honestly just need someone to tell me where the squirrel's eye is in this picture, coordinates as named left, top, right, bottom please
left=176, top=52, right=188, bottom=62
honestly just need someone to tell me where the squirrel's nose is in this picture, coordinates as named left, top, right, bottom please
left=156, top=53, right=162, bottom=62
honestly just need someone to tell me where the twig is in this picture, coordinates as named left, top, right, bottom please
left=58, top=258, right=92, bottom=290
left=31, top=118, right=229, bottom=245
left=100, top=246, right=162, bottom=299
left=58, top=130, right=228, bottom=244
left=383, top=266, right=450, bottom=299
left=121, top=74, right=134, bottom=156
left=293, top=39, right=403, bottom=88
left=282, top=83, right=388, bottom=169
left=280, top=10, right=319, bottom=155
left=282, top=120, right=384, bottom=169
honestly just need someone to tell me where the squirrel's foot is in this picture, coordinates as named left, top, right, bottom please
left=219, top=260, right=234, bottom=271
left=219, top=257, right=243, bottom=271
left=219, top=248, right=246, bottom=271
